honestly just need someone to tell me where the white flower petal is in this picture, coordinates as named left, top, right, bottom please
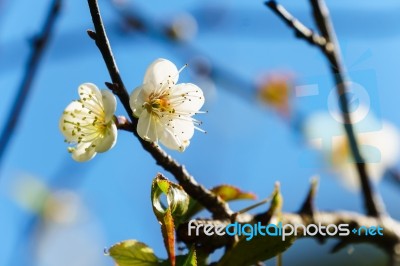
left=160, top=127, right=190, bottom=152
left=61, top=83, right=120, bottom=161
left=137, top=111, right=163, bottom=142
left=129, top=85, right=148, bottom=117
left=71, top=143, right=97, bottom=162
left=132, top=59, right=205, bottom=151
left=100, top=90, right=117, bottom=122
left=95, top=122, right=117, bottom=153
left=160, top=128, right=182, bottom=151
left=361, top=122, right=400, bottom=167
left=158, top=116, right=193, bottom=151
left=162, top=116, right=195, bottom=140
left=144, top=58, right=179, bottom=87
left=171, top=83, right=204, bottom=114
left=59, top=101, right=84, bottom=142
left=78, top=83, right=102, bottom=102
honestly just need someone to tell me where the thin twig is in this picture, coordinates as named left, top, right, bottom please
left=86, top=0, right=233, bottom=219
left=107, top=0, right=257, bottom=104
left=266, top=0, right=384, bottom=217
left=0, top=0, right=62, bottom=174
left=308, top=0, right=384, bottom=218
left=266, top=1, right=331, bottom=53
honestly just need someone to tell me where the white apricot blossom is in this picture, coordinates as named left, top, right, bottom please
left=130, top=58, right=205, bottom=151
left=60, top=83, right=117, bottom=162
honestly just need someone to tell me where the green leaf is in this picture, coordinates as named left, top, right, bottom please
left=107, top=240, right=159, bottom=266
left=182, top=246, right=197, bottom=266
left=217, top=183, right=294, bottom=266
left=216, top=231, right=295, bottom=266
left=159, top=246, right=199, bottom=266
left=184, top=185, right=256, bottom=220
left=151, top=174, right=190, bottom=266
left=151, top=174, right=189, bottom=219
left=212, top=185, right=257, bottom=201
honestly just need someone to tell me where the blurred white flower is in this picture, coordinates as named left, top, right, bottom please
left=169, top=12, right=198, bottom=41
left=60, top=83, right=117, bottom=162
left=36, top=190, right=105, bottom=266
left=304, top=108, right=400, bottom=191
left=130, top=58, right=205, bottom=152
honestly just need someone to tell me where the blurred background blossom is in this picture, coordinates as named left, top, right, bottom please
left=303, top=108, right=400, bottom=191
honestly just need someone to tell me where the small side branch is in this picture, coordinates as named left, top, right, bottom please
left=86, top=0, right=233, bottom=219
left=0, top=0, right=62, bottom=174
left=266, top=1, right=331, bottom=53
left=266, top=0, right=384, bottom=217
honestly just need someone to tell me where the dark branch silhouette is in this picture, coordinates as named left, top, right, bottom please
left=266, top=0, right=384, bottom=218
left=0, top=0, right=62, bottom=175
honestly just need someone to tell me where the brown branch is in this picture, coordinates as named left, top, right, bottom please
left=266, top=1, right=331, bottom=53
left=0, top=0, right=62, bottom=174
left=114, top=115, right=135, bottom=132
left=86, top=0, right=233, bottom=219
left=266, top=0, right=384, bottom=217
left=308, top=0, right=384, bottom=218
left=283, top=212, right=400, bottom=253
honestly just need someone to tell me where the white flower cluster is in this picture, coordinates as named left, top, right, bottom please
left=60, top=59, right=205, bottom=161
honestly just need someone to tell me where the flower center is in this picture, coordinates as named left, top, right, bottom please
left=62, top=98, right=109, bottom=145
left=144, top=92, right=175, bottom=116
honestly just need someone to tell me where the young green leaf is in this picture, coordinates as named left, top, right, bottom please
left=151, top=174, right=189, bottom=219
left=184, top=185, right=256, bottom=220
left=216, top=233, right=295, bottom=266
left=217, top=183, right=294, bottom=266
left=212, top=185, right=257, bottom=202
left=159, top=246, right=199, bottom=266
left=151, top=174, right=190, bottom=266
left=107, top=240, right=159, bottom=266
left=182, top=246, right=197, bottom=266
